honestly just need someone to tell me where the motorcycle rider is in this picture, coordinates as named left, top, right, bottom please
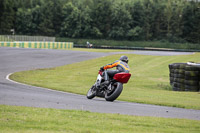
left=100, top=55, right=130, bottom=82
left=87, top=55, right=131, bottom=100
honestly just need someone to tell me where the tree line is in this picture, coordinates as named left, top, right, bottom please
left=0, top=0, right=200, bottom=43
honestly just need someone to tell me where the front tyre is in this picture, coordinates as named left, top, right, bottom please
left=86, top=85, right=96, bottom=99
left=105, top=82, right=123, bottom=102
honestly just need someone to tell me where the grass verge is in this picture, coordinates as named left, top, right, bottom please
left=10, top=52, right=200, bottom=109
left=1, top=105, right=200, bottom=133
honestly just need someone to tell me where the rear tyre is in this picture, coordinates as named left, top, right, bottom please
left=105, top=82, right=123, bottom=102
left=86, top=85, right=96, bottom=99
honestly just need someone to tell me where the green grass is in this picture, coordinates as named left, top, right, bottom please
left=1, top=105, right=200, bottom=133
left=10, top=52, right=200, bottom=109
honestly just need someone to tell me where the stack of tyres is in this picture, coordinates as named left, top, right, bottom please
left=184, top=65, right=200, bottom=91
left=169, top=63, right=200, bottom=91
left=169, top=63, right=187, bottom=91
left=169, top=64, right=175, bottom=85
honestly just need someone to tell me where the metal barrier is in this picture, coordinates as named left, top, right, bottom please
left=74, top=44, right=200, bottom=52
left=0, top=35, right=55, bottom=42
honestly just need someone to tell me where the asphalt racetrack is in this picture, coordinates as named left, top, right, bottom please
left=1, top=47, right=200, bottom=120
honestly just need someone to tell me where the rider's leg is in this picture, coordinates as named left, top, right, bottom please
left=107, top=70, right=120, bottom=79
left=101, top=70, right=119, bottom=86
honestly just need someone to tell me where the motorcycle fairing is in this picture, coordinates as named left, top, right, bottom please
left=113, top=73, right=131, bottom=83
left=95, top=74, right=102, bottom=88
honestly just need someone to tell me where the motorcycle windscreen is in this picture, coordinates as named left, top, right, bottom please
left=113, top=73, right=131, bottom=83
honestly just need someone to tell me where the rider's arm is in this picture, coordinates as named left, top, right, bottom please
left=103, top=61, right=120, bottom=70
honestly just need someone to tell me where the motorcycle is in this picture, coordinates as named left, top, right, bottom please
left=86, top=70, right=131, bottom=102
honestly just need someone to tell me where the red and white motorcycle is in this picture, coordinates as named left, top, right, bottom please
left=87, top=70, right=131, bottom=102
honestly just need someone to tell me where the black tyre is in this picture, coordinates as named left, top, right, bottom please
left=179, top=64, right=187, bottom=69
left=185, top=71, right=199, bottom=77
left=185, top=66, right=200, bottom=71
left=174, top=69, right=179, bottom=74
left=178, top=69, right=185, bottom=74
left=174, top=78, right=184, bottom=83
left=172, top=82, right=184, bottom=91
left=172, top=86, right=180, bottom=91
left=86, top=85, right=96, bottom=99
left=105, top=82, right=123, bottom=102
left=170, top=73, right=174, bottom=77
left=185, top=76, right=199, bottom=80
left=185, top=80, right=199, bottom=86
left=185, top=85, right=199, bottom=91
left=174, top=74, right=184, bottom=78
left=172, top=86, right=184, bottom=91
left=174, top=68, right=185, bottom=74
left=170, top=77, right=174, bottom=83
left=199, top=81, right=200, bottom=91
left=173, top=63, right=187, bottom=69
left=169, top=69, right=174, bottom=73
left=168, top=64, right=174, bottom=69
left=173, top=82, right=182, bottom=88
left=173, top=64, right=180, bottom=69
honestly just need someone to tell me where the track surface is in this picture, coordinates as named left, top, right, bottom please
left=1, top=47, right=200, bottom=120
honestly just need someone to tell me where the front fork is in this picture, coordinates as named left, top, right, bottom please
left=107, top=83, right=112, bottom=91
left=95, top=70, right=117, bottom=96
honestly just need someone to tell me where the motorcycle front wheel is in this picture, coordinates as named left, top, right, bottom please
left=105, top=82, right=123, bottom=102
left=86, top=85, right=96, bottom=99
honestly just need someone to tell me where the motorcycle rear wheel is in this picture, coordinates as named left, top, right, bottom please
left=105, top=82, right=123, bottom=102
left=86, top=85, right=96, bottom=99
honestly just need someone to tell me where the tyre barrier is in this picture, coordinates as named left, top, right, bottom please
left=0, top=42, right=73, bottom=49
left=169, top=63, right=200, bottom=92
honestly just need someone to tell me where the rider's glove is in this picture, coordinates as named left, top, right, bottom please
left=100, top=67, right=104, bottom=71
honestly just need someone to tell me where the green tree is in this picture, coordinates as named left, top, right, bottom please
left=31, top=5, right=42, bottom=35
left=15, top=4, right=42, bottom=35
left=171, top=0, right=185, bottom=39
left=0, top=0, right=15, bottom=34
left=51, top=0, right=64, bottom=36
left=164, top=0, right=185, bottom=42
left=151, top=0, right=166, bottom=39
left=1, top=0, right=199, bottom=44
left=129, top=1, right=145, bottom=28
left=15, top=8, right=32, bottom=35
left=61, top=2, right=82, bottom=37
left=38, top=0, right=55, bottom=36
left=127, top=26, right=144, bottom=40
left=182, top=1, right=200, bottom=43
left=108, top=3, right=132, bottom=40
left=79, top=6, right=93, bottom=38
left=61, top=2, right=96, bottom=38
left=128, top=1, right=145, bottom=40
left=90, top=0, right=113, bottom=38
left=142, top=0, right=154, bottom=40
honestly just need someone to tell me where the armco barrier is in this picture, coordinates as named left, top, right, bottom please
left=74, top=44, right=200, bottom=52
left=0, top=42, right=73, bottom=49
